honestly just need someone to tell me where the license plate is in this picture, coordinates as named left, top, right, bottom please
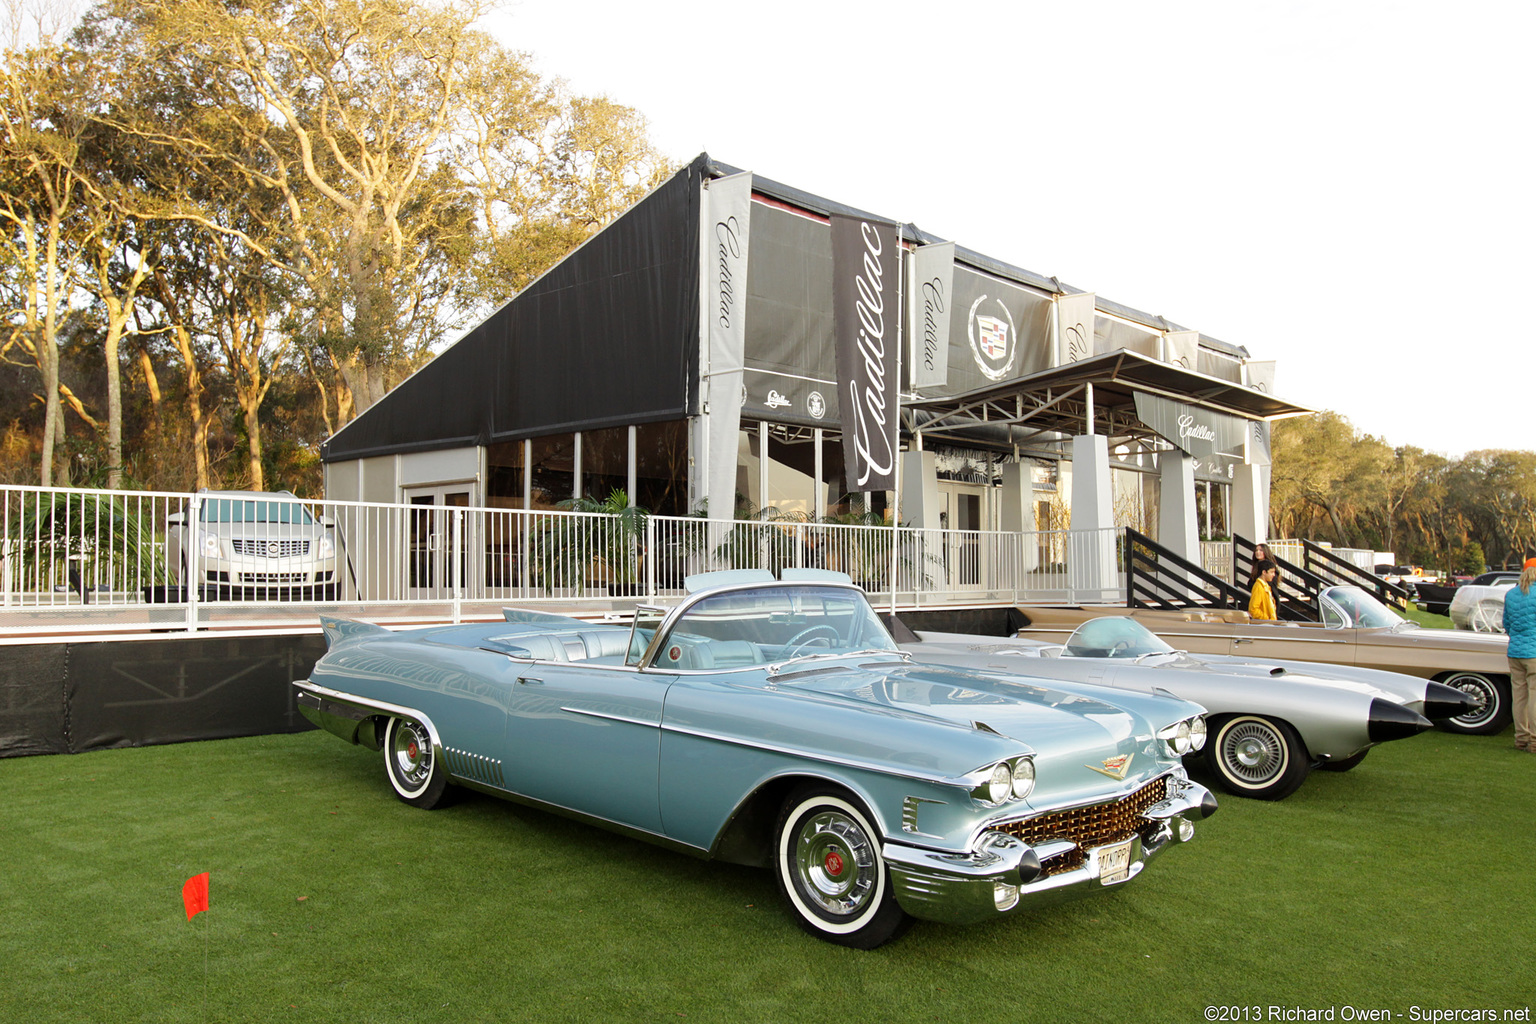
left=1097, top=839, right=1134, bottom=884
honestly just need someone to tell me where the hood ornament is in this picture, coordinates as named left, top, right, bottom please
left=1086, top=753, right=1133, bottom=780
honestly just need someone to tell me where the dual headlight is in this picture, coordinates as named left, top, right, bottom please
left=972, top=756, right=1035, bottom=806
left=1159, top=715, right=1208, bottom=756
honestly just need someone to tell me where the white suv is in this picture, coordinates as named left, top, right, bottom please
left=167, top=490, right=338, bottom=599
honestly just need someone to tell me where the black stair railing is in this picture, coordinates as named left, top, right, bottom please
left=1233, top=536, right=1321, bottom=622
left=1123, top=528, right=1249, bottom=610
left=1301, top=540, right=1410, bottom=609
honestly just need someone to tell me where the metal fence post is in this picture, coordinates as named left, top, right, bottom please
left=452, top=507, right=464, bottom=624
left=185, top=492, right=200, bottom=634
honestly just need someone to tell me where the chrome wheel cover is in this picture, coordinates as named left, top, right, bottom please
left=1221, top=719, right=1287, bottom=784
left=791, top=810, right=878, bottom=918
left=391, top=721, right=432, bottom=789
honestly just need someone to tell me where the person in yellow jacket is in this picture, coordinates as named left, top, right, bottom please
left=1249, top=559, right=1278, bottom=620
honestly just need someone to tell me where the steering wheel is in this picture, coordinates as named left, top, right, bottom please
left=782, top=625, right=840, bottom=659
left=1110, top=640, right=1132, bottom=657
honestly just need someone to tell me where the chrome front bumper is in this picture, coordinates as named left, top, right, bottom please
left=883, top=774, right=1216, bottom=925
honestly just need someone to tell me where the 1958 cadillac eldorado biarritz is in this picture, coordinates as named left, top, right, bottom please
left=1007, top=586, right=1513, bottom=737
left=294, top=570, right=1216, bottom=948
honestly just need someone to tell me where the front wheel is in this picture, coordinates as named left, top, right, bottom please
left=773, top=787, right=909, bottom=948
left=1436, top=672, right=1512, bottom=735
left=1205, top=714, right=1310, bottom=800
left=384, top=716, right=454, bottom=809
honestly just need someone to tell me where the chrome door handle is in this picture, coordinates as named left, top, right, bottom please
left=517, top=676, right=543, bottom=685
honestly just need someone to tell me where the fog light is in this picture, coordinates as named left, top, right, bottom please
left=1177, top=817, right=1195, bottom=843
left=993, top=881, right=1020, bottom=911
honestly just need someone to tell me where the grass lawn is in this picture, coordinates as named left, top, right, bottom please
left=7, top=725, right=1534, bottom=1024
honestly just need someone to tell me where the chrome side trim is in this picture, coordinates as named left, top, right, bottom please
left=293, top=680, right=443, bottom=751
left=560, top=707, right=663, bottom=728
left=658, top=720, right=976, bottom=789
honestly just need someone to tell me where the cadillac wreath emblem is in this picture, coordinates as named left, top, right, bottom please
left=1086, top=754, right=1133, bottom=780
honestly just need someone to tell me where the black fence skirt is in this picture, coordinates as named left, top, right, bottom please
left=0, top=634, right=325, bottom=758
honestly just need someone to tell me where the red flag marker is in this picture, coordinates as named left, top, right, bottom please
left=183, top=873, right=209, bottom=921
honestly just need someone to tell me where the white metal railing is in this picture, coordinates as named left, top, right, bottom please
left=0, top=484, right=1128, bottom=636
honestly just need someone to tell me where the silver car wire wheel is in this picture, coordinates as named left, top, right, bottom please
left=1438, top=672, right=1509, bottom=735
left=1207, top=714, right=1309, bottom=800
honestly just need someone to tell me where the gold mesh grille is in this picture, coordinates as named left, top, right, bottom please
left=994, top=775, right=1169, bottom=877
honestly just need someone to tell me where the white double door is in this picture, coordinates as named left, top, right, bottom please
left=937, top=482, right=986, bottom=590
left=405, top=485, right=473, bottom=599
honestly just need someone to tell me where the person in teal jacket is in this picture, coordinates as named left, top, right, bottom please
left=1503, top=557, right=1536, bottom=752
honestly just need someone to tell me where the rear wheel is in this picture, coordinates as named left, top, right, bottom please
left=1205, top=714, right=1310, bottom=800
left=384, top=716, right=453, bottom=808
left=1436, top=672, right=1512, bottom=736
left=773, top=786, right=909, bottom=948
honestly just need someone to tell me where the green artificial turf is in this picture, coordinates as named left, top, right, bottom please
left=6, top=727, right=1533, bottom=1023
left=1404, top=604, right=1454, bottom=630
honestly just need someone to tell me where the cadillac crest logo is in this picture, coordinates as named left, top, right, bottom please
left=1085, top=754, right=1133, bottom=780
left=968, top=295, right=1018, bottom=381
left=807, top=391, right=826, bottom=420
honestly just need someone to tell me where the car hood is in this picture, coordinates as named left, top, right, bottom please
left=770, top=657, right=1195, bottom=801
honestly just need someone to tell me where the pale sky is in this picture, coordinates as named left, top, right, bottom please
left=489, top=0, right=1534, bottom=460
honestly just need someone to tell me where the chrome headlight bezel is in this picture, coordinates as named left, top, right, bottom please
left=970, top=756, right=1035, bottom=807
left=1159, top=715, right=1207, bottom=756
left=1010, top=757, right=1035, bottom=800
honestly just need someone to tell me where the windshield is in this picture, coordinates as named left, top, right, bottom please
left=200, top=498, right=315, bottom=525
left=650, top=585, right=897, bottom=669
left=1319, top=586, right=1407, bottom=629
left=1062, top=617, right=1175, bottom=658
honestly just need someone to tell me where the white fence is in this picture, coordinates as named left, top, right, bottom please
left=0, top=485, right=1127, bottom=636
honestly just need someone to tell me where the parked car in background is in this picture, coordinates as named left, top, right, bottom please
left=167, top=490, right=338, bottom=599
left=1374, top=564, right=1429, bottom=598
left=1448, top=576, right=1519, bottom=634
left=294, top=570, right=1216, bottom=948
left=897, top=616, right=1456, bottom=800
left=1010, top=585, right=1513, bottom=736
left=1419, top=571, right=1518, bottom=617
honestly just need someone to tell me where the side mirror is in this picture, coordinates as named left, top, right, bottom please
left=167, top=511, right=186, bottom=527
left=320, top=515, right=336, bottom=528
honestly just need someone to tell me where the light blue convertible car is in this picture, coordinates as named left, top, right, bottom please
left=294, top=570, right=1216, bottom=947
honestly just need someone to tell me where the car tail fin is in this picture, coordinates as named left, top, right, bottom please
left=320, top=615, right=391, bottom=648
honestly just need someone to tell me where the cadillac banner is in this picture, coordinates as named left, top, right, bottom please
left=908, top=241, right=954, bottom=389
left=832, top=214, right=901, bottom=493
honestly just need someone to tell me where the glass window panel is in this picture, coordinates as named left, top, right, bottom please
left=529, top=434, right=576, bottom=510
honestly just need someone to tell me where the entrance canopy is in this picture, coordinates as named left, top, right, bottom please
left=902, top=349, right=1312, bottom=454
